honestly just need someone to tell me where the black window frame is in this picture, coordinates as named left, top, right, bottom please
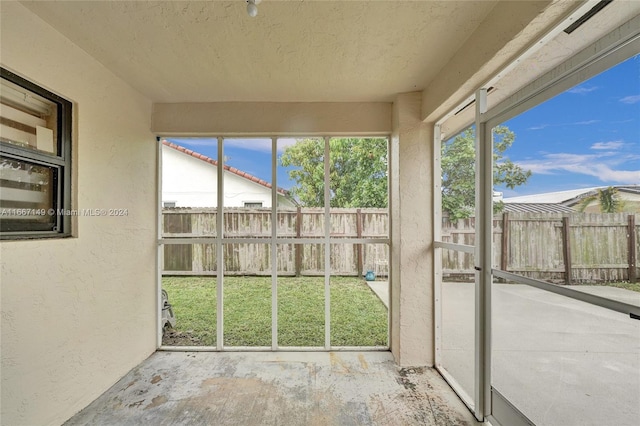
left=1, top=67, right=72, bottom=239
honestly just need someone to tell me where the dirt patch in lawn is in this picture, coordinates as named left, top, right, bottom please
left=162, top=329, right=206, bottom=346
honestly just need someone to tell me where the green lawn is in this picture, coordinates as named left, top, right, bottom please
left=162, top=276, right=388, bottom=347
left=580, top=281, right=640, bottom=293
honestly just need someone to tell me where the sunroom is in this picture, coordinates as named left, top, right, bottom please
left=1, top=1, right=638, bottom=425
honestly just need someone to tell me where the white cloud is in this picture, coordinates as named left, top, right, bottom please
left=591, top=166, right=640, bottom=182
left=620, top=95, right=640, bottom=104
left=528, top=124, right=549, bottom=130
left=611, top=119, right=635, bottom=124
left=527, top=120, right=598, bottom=130
left=568, top=86, right=598, bottom=95
left=223, top=138, right=273, bottom=153
left=276, top=138, right=299, bottom=152
left=166, top=138, right=217, bottom=147
left=168, top=137, right=307, bottom=154
left=590, top=141, right=624, bottom=150
left=516, top=151, right=640, bottom=183
left=216, top=137, right=308, bottom=153
left=571, top=120, right=599, bottom=125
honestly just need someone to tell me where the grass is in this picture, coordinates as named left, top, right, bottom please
left=495, top=278, right=640, bottom=294
left=162, top=276, right=388, bottom=347
left=579, top=281, right=640, bottom=293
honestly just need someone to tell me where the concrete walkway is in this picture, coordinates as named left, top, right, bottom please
left=366, top=280, right=639, bottom=425
left=441, top=282, right=640, bottom=426
left=64, top=351, right=481, bottom=426
left=366, top=280, right=389, bottom=308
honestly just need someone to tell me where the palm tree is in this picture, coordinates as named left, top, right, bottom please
left=578, top=187, right=622, bottom=213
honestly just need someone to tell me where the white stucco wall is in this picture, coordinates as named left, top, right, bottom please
left=391, top=92, right=433, bottom=367
left=0, top=4, right=437, bottom=424
left=162, top=145, right=218, bottom=207
left=0, top=3, right=157, bottom=426
left=162, top=145, right=294, bottom=208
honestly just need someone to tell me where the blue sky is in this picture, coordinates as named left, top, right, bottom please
left=166, top=55, right=639, bottom=198
left=164, top=137, right=301, bottom=191
left=497, top=54, right=640, bottom=197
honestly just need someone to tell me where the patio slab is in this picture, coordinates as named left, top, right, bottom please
left=440, top=282, right=640, bottom=426
left=366, top=280, right=389, bottom=308
left=568, top=284, right=640, bottom=307
left=63, top=351, right=481, bottom=426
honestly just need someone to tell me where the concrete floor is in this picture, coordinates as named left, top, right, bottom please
left=441, top=282, right=640, bottom=426
left=64, top=282, right=638, bottom=425
left=64, top=351, right=481, bottom=426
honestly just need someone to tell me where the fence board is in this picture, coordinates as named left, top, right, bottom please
left=570, top=213, right=630, bottom=282
left=162, top=208, right=638, bottom=283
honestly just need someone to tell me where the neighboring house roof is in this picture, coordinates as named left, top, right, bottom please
left=162, top=140, right=291, bottom=198
left=503, top=185, right=640, bottom=206
left=502, top=203, right=575, bottom=214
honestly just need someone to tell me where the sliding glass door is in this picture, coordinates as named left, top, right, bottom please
left=435, top=16, right=640, bottom=425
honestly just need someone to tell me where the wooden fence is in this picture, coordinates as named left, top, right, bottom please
left=163, top=209, right=639, bottom=283
left=162, top=208, right=389, bottom=277
left=441, top=212, right=638, bottom=283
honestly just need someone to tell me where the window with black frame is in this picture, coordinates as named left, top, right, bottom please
left=0, top=68, right=72, bottom=238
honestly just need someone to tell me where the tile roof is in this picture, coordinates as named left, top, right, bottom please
left=162, top=140, right=289, bottom=196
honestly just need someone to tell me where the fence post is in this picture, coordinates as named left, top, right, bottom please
left=295, top=207, right=302, bottom=276
left=356, top=209, right=363, bottom=277
left=501, top=212, right=509, bottom=271
left=562, top=216, right=572, bottom=285
left=629, top=214, right=637, bottom=283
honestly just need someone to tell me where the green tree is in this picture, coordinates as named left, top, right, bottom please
left=280, top=138, right=388, bottom=207
left=441, top=125, right=531, bottom=220
left=578, top=187, right=622, bottom=213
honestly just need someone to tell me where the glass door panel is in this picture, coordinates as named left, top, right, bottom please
left=440, top=248, right=476, bottom=404
left=330, top=243, right=388, bottom=347
left=160, top=137, right=219, bottom=347
left=223, top=243, right=271, bottom=347
left=492, top=276, right=640, bottom=425
left=277, top=243, right=325, bottom=347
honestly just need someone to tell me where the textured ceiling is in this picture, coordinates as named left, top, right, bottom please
left=21, top=0, right=499, bottom=102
